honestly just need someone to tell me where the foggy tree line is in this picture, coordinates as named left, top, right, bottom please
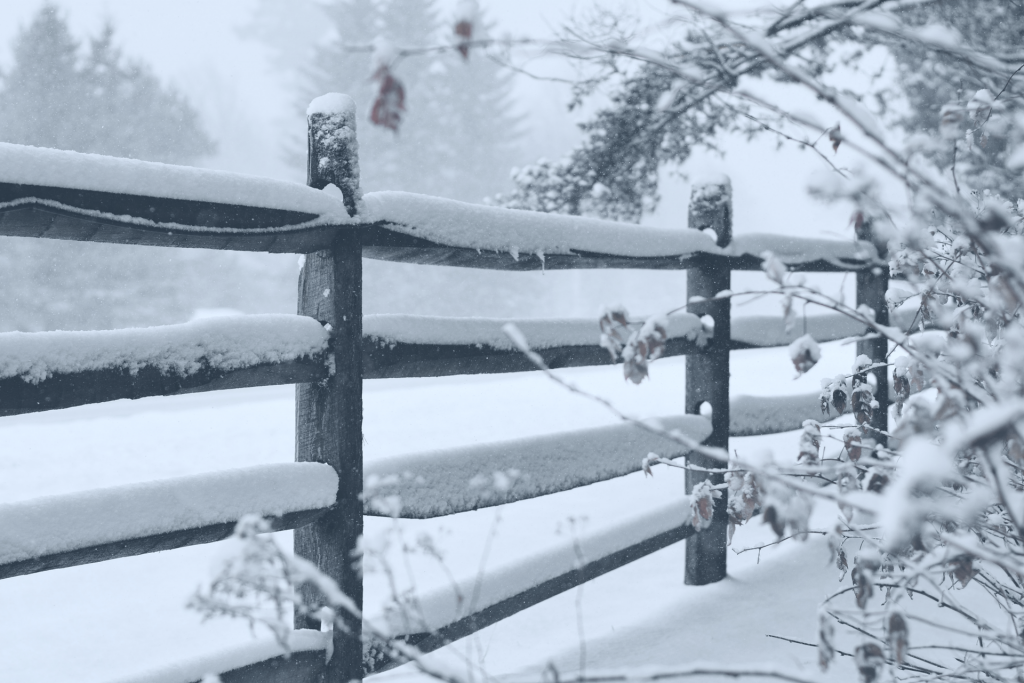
left=0, top=1, right=530, bottom=332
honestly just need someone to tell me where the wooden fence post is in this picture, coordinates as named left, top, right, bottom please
left=296, top=93, right=364, bottom=682
left=684, top=178, right=732, bottom=586
left=856, top=220, right=889, bottom=447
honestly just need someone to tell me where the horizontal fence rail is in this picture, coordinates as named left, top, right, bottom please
left=0, top=310, right=918, bottom=417
left=365, top=416, right=711, bottom=518
left=0, top=143, right=882, bottom=272
left=0, top=463, right=336, bottom=580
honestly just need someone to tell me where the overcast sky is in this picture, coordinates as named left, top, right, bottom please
left=0, top=0, right=861, bottom=240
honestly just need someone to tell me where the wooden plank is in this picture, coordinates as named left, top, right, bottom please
left=0, top=302, right=915, bottom=419
left=0, top=195, right=880, bottom=271
left=683, top=179, right=731, bottom=587
left=0, top=507, right=325, bottom=581
left=0, top=188, right=343, bottom=253
left=362, top=225, right=878, bottom=272
left=0, top=356, right=326, bottom=417
left=363, top=335, right=705, bottom=379
left=365, top=518, right=696, bottom=674
left=363, top=415, right=711, bottom=519
left=294, top=95, right=364, bottom=683
left=205, top=649, right=325, bottom=683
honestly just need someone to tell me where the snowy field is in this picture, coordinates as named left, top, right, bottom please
left=0, top=338, right=862, bottom=683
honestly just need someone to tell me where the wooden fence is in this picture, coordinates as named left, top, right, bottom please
left=0, top=93, right=894, bottom=683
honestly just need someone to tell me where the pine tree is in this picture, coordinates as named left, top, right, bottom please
left=0, top=4, right=85, bottom=152
left=0, top=6, right=213, bottom=161
left=0, top=5, right=289, bottom=332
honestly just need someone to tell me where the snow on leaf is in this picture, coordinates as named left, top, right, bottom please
left=843, top=427, right=864, bottom=463
left=760, top=250, right=788, bottom=284
left=854, top=642, right=885, bottom=683
left=852, top=551, right=880, bottom=610
left=598, top=306, right=631, bottom=359
left=641, top=453, right=656, bottom=477
left=621, top=314, right=669, bottom=384
left=725, top=469, right=760, bottom=543
left=798, top=419, right=821, bottom=465
left=689, top=479, right=721, bottom=531
left=788, top=334, right=820, bottom=375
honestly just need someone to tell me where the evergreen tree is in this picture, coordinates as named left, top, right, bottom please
left=0, top=5, right=213, bottom=161
left=0, top=4, right=84, bottom=152
left=0, top=5, right=290, bottom=333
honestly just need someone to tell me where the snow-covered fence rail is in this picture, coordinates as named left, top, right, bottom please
left=0, top=143, right=881, bottom=272
left=0, top=92, right=895, bottom=683
left=0, top=463, right=336, bottom=581
left=0, top=309, right=914, bottom=418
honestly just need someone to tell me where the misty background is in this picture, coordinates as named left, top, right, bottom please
left=0, top=0, right=853, bottom=333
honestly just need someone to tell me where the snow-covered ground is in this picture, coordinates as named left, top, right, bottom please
left=0, top=338, right=860, bottom=683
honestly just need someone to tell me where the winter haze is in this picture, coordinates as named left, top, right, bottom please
left=0, top=0, right=855, bottom=330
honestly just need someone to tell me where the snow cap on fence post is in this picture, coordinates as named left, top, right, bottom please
left=688, top=174, right=732, bottom=248
left=307, top=93, right=361, bottom=217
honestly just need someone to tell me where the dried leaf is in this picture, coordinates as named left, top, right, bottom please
left=865, top=469, right=889, bottom=493
left=689, top=480, right=721, bottom=531
left=781, top=294, right=795, bottom=334
left=788, top=334, right=820, bottom=376
left=762, top=505, right=785, bottom=538
left=844, top=428, right=863, bottom=463
left=852, top=384, right=874, bottom=426
left=828, top=123, right=842, bottom=153
left=370, top=66, right=406, bottom=132
left=621, top=316, right=668, bottom=385
left=827, top=526, right=848, bottom=580
left=454, top=20, right=472, bottom=59
left=854, top=642, right=885, bottom=683
left=951, top=555, right=978, bottom=588
left=726, top=470, right=760, bottom=543
left=453, top=0, right=477, bottom=60
left=818, top=612, right=835, bottom=672
left=887, top=611, right=909, bottom=667
left=832, top=386, right=848, bottom=415
left=798, top=420, right=821, bottom=465
left=760, top=250, right=788, bottom=284
left=852, top=565, right=873, bottom=609
left=852, top=553, right=880, bottom=610
left=641, top=453, right=655, bottom=477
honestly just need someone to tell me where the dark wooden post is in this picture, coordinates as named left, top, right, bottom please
left=684, top=178, right=732, bottom=586
left=296, top=93, right=364, bottom=681
left=856, top=220, right=889, bottom=447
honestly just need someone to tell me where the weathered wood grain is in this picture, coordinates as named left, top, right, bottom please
left=0, top=187, right=879, bottom=272
left=294, top=98, right=365, bottom=683
left=0, top=356, right=326, bottom=417
left=683, top=180, right=731, bottom=587
left=362, top=335, right=705, bottom=379
left=362, top=225, right=878, bottom=272
left=0, top=185, right=342, bottom=253
left=0, top=508, right=325, bottom=581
